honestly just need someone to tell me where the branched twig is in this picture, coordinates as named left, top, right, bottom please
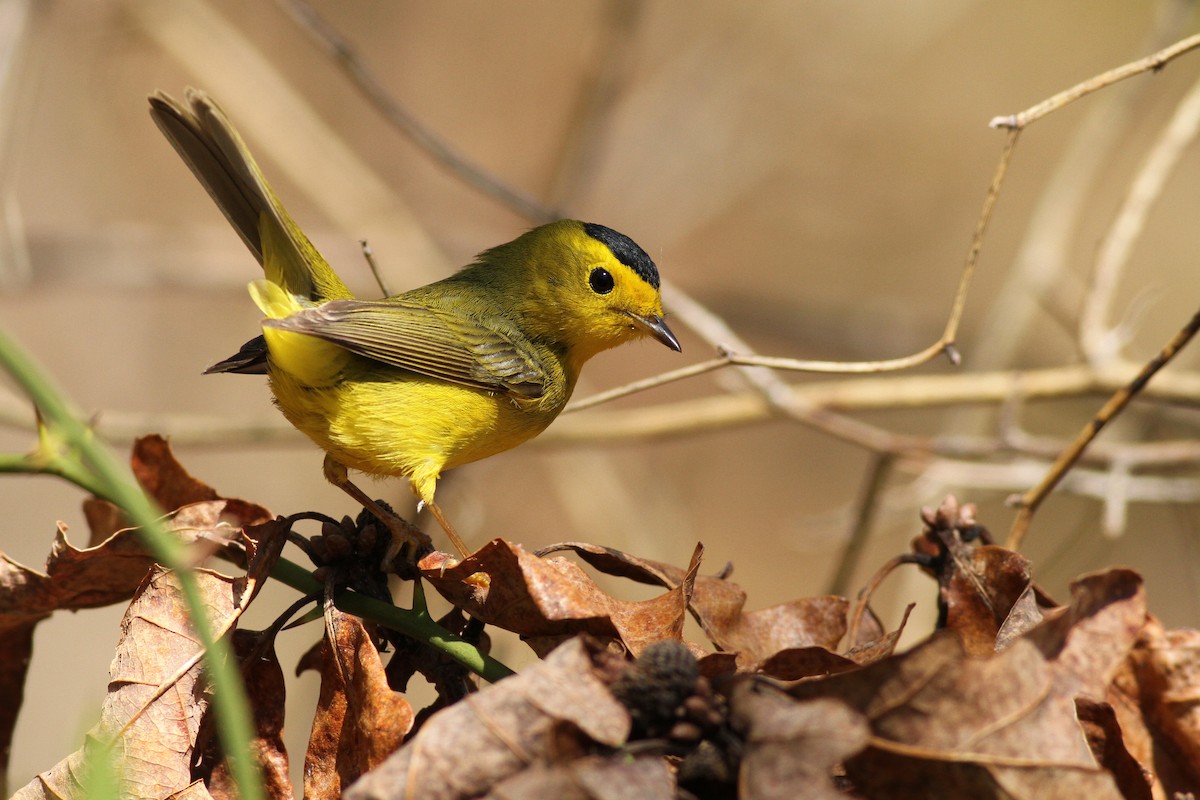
left=1007, top=306, right=1200, bottom=549
left=990, top=32, right=1200, bottom=129
left=552, top=361, right=1200, bottom=446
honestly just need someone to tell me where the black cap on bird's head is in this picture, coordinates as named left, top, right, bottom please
left=582, top=222, right=661, bottom=290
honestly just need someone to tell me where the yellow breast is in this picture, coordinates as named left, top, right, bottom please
left=266, top=362, right=565, bottom=502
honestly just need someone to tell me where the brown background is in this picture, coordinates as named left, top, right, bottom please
left=3, top=0, right=1200, bottom=789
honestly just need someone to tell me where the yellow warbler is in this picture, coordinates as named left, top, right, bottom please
left=149, top=89, right=680, bottom=556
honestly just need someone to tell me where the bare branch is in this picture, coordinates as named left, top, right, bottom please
left=990, top=32, right=1200, bottom=129
left=1008, top=306, right=1200, bottom=549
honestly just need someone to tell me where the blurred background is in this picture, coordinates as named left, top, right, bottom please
left=4, top=0, right=1200, bottom=789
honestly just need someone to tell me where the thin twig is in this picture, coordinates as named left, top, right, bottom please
left=276, top=0, right=552, bottom=222
left=553, top=360, right=1200, bottom=446
left=847, top=554, right=920, bottom=648
left=990, top=32, right=1200, bottom=129
left=1008, top=306, right=1200, bottom=549
left=359, top=239, right=393, bottom=297
left=826, top=454, right=893, bottom=597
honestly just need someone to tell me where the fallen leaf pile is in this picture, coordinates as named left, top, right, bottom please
left=2, top=438, right=1198, bottom=798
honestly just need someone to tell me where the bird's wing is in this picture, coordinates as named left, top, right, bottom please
left=264, top=299, right=548, bottom=397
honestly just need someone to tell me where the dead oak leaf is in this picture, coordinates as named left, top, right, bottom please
left=1024, top=567, right=1147, bottom=700
left=915, top=496, right=1057, bottom=656
left=344, top=637, right=631, bottom=800
left=421, top=540, right=699, bottom=657
left=301, top=609, right=414, bottom=800
left=203, top=630, right=293, bottom=800
left=0, top=509, right=284, bottom=790
left=535, top=541, right=862, bottom=666
left=1121, top=618, right=1200, bottom=794
left=791, top=631, right=1122, bottom=799
left=12, top=565, right=241, bottom=800
left=728, top=680, right=868, bottom=799
left=83, top=436, right=271, bottom=545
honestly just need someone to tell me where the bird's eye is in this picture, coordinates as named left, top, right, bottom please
left=589, top=267, right=615, bottom=294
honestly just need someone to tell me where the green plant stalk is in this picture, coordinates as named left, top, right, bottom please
left=0, top=450, right=110, bottom=500
left=0, top=328, right=263, bottom=800
left=269, top=557, right=515, bottom=683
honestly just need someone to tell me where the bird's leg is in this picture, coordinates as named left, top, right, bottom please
left=424, top=500, right=471, bottom=559
left=322, top=455, right=432, bottom=558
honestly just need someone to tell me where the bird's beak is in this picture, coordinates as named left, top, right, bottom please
left=629, top=312, right=682, bottom=352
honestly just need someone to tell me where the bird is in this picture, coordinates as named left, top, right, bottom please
left=149, top=88, right=681, bottom=558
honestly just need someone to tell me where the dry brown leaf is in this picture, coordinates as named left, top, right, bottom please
left=204, top=630, right=294, bottom=800
left=941, top=546, right=1039, bottom=656
left=1075, top=698, right=1154, bottom=800
left=1025, top=568, right=1146, bottom=700
left=724, top=686, right=868, bottom=796
left=344, top=637, right=630, bottom=800
left=13, top=565, right=240, bottom=800
left=421, top=541, right=699, bottom=657
left=0, top=505, right=256, bottom=782
left=483, top=755, right=674, bottom=800
left=728, top=680, right=868, bottom=799
left=914, top=496, right=1058, bottom=656
left=1124, top=618, right=1200, bottom=795
left=538, top=541, right=871, bottom=665
left=757, top=647, right=859, bottom=682
left=0, top=623, right=35, bottom=785
left=131, top=434, right=222, bottom=511
left=760, top=604, right=916, bottom=681
left=302, top=609, right=414, bottom=800
left=791, top=631, right=1122, bottom=799
left=83, top=436, right=271, bottom=548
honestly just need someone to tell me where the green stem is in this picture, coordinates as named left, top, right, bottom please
left=0, top=451, right=111, bottom=500
left=0, top=328, right=263, bottom=800
left=269, top=557, right=515, bottom=683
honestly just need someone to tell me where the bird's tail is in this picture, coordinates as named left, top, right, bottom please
left=148, top=88, right=353, bottom=305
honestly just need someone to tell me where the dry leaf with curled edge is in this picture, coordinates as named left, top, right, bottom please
left=1025, top=568, right=1147, bottom=700
left=344, top=637, right=630, bottom=800
left=84, top=435, right=272, bottom=547
left=760, top=604, right=915, bottom=681
left=300, top=610, right=414, bottom=800
left=420, top=541, right=700, bottom=657
left=791, top=631, right=1123, bottom=799
left=12, top=566, right=239, bottom=800
left=0, top=507, right=279, bottom=785
left=535, top=541, right=875, bottom=665
left=915, top=497, right=1056, bottom=656
left=204, top=630, right=294, bottom=800
left=1119, top=618, right=1200, bottom=795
